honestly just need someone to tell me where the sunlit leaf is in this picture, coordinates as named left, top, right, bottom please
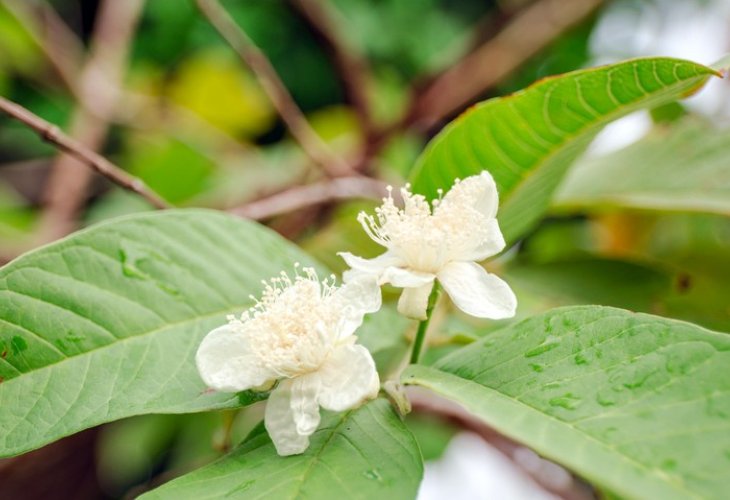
left=0, top=210, right=317, bottom=457
left=410, top=57, right=720, bottom=244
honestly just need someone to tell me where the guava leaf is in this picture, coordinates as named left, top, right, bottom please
left=140, top=399, right=423, bottom=499
left=410, top=57, right=721, bottom=244
left=0, top=210, right=315, bottom=457
left=404, top=306, right=730, bottom=500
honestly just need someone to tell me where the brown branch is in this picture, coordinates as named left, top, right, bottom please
left=35, top=0, right=151, bottom=242
left=405, top=0, right=604, bottom=130
left=0, top=96, right=169, bottom=209
left=229, top=176, right=386, bottom=220
left=196, top=0, right=354, bottom=177
left=289, top=0, right=373, bottom=131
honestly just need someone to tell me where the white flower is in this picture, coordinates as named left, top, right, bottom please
left=196, top=266, right=381, bottom=456
left=340, top=171, right=517, bottom=320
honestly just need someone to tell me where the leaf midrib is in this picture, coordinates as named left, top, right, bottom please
left=411, top=59, right=716, bottom=219
left=0, top=304, right=244, bottom=385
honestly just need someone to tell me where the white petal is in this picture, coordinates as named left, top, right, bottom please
left=439, top=171, right=499, bottom=218
left=461, top=218, right=506, bottom=262
left=265, top=379, right=313, bottom=456
left=397, top=283, right=434, bottom=320
left=437, top=261, right=517, bottom=319
left=335, top=275, right=382, bottom=314
left=196, top=323, right=276, bottom=392
left=338, top=251, right=403, bottom=281
left=290, top=375, right=322, bottom=435
left=316, top=344, right=379, bottom=412
left=333, top=275, right=382, bottom=339
left=381, top=267, right=435, bottom=288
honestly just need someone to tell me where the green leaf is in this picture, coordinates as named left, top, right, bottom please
left=554, top=118, right=730, bottom=216
left=140, top=399, right=423, bottom=499
left=0, top=210, right=317, bottom=457
left=409, top=57, right=721, bottom=244
left=403, top=306, right=730, bottom=500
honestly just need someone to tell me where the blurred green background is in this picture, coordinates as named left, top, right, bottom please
left=1, top=0, right=729, bottom=498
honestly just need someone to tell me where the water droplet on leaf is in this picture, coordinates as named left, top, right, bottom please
left=364, top=469, right=382, bottom=481
left=548, top=393, right=581, bottom=410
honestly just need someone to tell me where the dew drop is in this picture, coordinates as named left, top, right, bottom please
left=66, top=332, right=85, bottom=342
left=548, top=393, right=581, bottom=410
left=10, top=336, right=27, bottom=355
left=364, top=469, right=382, bottom=481
left=119, top=245, right=181, bottom=297
left=228, top=479, right=256, bottom=495
left=525, top=336, right=560, bottom=358
left=596, top=390, right=617, bottom=407
left=119, top=249, right=149, bottom=280
left=660, top=458, right=677, bottom=471
left=574, top=353, right=589, bottom=366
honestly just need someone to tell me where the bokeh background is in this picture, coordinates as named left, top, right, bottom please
left=1, top=0, right=728, bottom=498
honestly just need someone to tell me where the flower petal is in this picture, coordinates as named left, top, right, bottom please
left=333, top=275, right=382, bottom=339
left=381, top=267, right=435, bottom=288
left=461, top=218, right=506, bottom=262
left=338, top=251, right=403, bottom=280
left=439, top=170, right=499, bottom=219
left=316, top=344, right=379, bottom=412
left=195, top=323, right=276, bottom=392
left=397, top=282, right=434, bottom=320
left=265, top=379, right=312, bottom=456
left=290, top=375, right=322, bottom=435
left=437, top=261, right=517, bottom=319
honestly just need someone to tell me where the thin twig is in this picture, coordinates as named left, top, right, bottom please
left=196, top=0, right=353, bottom=177
left=0, top=96, right=169, bottom=209
left=404, top=0, right=604, bottom=129
left=35, top=0, right=153, bottom=242
left=229, top=176, right=386, bottom=220
left=289, top=0, right=373, bottom=131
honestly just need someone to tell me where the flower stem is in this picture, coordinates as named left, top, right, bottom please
left=409, top=283, right=441, bottom=364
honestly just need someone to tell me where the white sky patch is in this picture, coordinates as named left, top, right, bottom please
left=418, top=433, right=560, bottom=500
left=590, top=0, right=730, bottom=124
left=586, top=110, right=652, bottom=156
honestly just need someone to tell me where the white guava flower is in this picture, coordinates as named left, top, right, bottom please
left=339, top=171, right=517, bottom=320
left=196, top=266, right=381, bottom=456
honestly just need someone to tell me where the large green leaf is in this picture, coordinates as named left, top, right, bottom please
left=403, top=306, right=730, bottom=500
left=409, top=57, right=720, bottom=244
left=140, top=398, right=423, bottom=499
left=0, top=210, right=320, bottom=457
left=554, top=118, right=730, bottom=216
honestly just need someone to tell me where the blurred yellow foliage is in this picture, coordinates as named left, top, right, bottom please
left=167, top=49, right=275, bottom=137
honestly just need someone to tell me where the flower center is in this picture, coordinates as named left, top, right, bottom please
left=358, top=183, right=491, bottom=273
left=236, top=267, right=341, bottom=377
